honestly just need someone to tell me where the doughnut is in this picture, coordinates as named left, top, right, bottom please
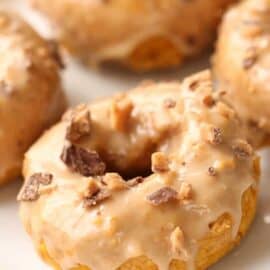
left=28, top=0, right=237, bottom=71
left=18, top=71, right=259, bottom=270
left=0, top=12, right=66, bottom=185
left=212, top=0, right=270, bottom=147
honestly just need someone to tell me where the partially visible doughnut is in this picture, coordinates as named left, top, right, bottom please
left=29, top=0, right=237, bottom=71
left=0, top=12, right=66, bottom=185
left=19, top=71, right=259, bottom=270
left=213, top=0, right=270, bottom=147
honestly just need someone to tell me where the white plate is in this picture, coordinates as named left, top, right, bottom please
left=0, top=1, right=270, bottom=269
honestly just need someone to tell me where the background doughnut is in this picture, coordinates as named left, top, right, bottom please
left=29, top=0, right=237, bottom=71
left=0, top=11, right=66, bottom=185
left=213, top=0, right=270, bottom=148
left=19, top=71, right=259, bottom=270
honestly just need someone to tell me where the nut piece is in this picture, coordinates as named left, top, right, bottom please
left=146, top=187, right=178, bottom=206
left=84, top=189, right=111, bottom=208
left=102, top=173, right=127, bottom=191
left=61, top=144, right=106, bottom=176
left=170, top=227, right=187, bottom=258
left=151, top=152, right=170, bottom=173
left=66, top=104, right=91, bottom=142
left=110, top=96, right=133, bottom=132
left=84, top=180, right=100, bottom=198
left=18, top=173, right=53, bottom=202
left=232, top=139, right=253, bottom=160
left=179, top=182, right=192, bottom=200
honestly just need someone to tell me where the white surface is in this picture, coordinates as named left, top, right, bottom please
left=0, top=1, right=270, bottom=269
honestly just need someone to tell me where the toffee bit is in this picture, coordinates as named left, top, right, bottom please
left=164, top=98, right=176, bottom=109
left=102, top=173, right=127, bottom=191
left=151, top=152, right=170, bottom=173
left=17, top=173, right=53, bottom=202
left=232, top=139, right=253, bottom=160
left=47, top=40, right=65, bottom=69
left=146, top=187, right=178, bottom=206
left=66, top=106, right=91, bottom=142
left=127, top=176, right=144, bottom=187
left=85, top=180, right=100, bottom=197
left=179, top=182, right=192, bottom=200
left=83, top=189, right=111, bottom=208
left=203, top=95, right=215, bottom=107
left=208, top=166, right=217, bottom=177
left=61, top=144, right=106, bottom=176
left=110, top=97, right=133, bottom=132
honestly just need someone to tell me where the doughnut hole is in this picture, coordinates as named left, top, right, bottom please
left=97, top=142, right=155, bottom=180
left=79, top=116, right=175, bottom=179
left=37, top=186, right=257, bottom=270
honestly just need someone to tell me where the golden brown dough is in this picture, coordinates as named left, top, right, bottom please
left=0, top=12, right=66, bottom=185
left=29, top=0, right=237, bottom=71
left=213, top=0, right=270, bottom=148
left=19, top=71, right=259, bottom=270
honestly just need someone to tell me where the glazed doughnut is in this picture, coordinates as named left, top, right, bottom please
left=213, top=0, right=270, bottom=147
left=29, top=0, right=237, bottom=71
left=0, top=12, right=66, bottom=185
left=19, top=71, right=259, bottom=270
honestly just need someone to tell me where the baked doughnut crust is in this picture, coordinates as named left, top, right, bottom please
left=19, top=71, right=259, bottom=269
left=29, top=0, right=237, bottom=71
left=0, top=12, right=66, bottom=185
left=213, top=0, right=270, bottom=148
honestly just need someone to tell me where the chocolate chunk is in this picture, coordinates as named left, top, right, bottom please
left=66, top=105, right=91, bottom=142
left=146, top=187, right=178, bottom=206
left=127, top=176, right=144, bottom=187
left=61, top=144, right=106, bottom=176
left=47, top=40, right=65, bottom=69
left=83, top=189, right=111, bottom=208
left=164, top=98, right=176, bottom=109
left=18, top=173, right=53, bottom=202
